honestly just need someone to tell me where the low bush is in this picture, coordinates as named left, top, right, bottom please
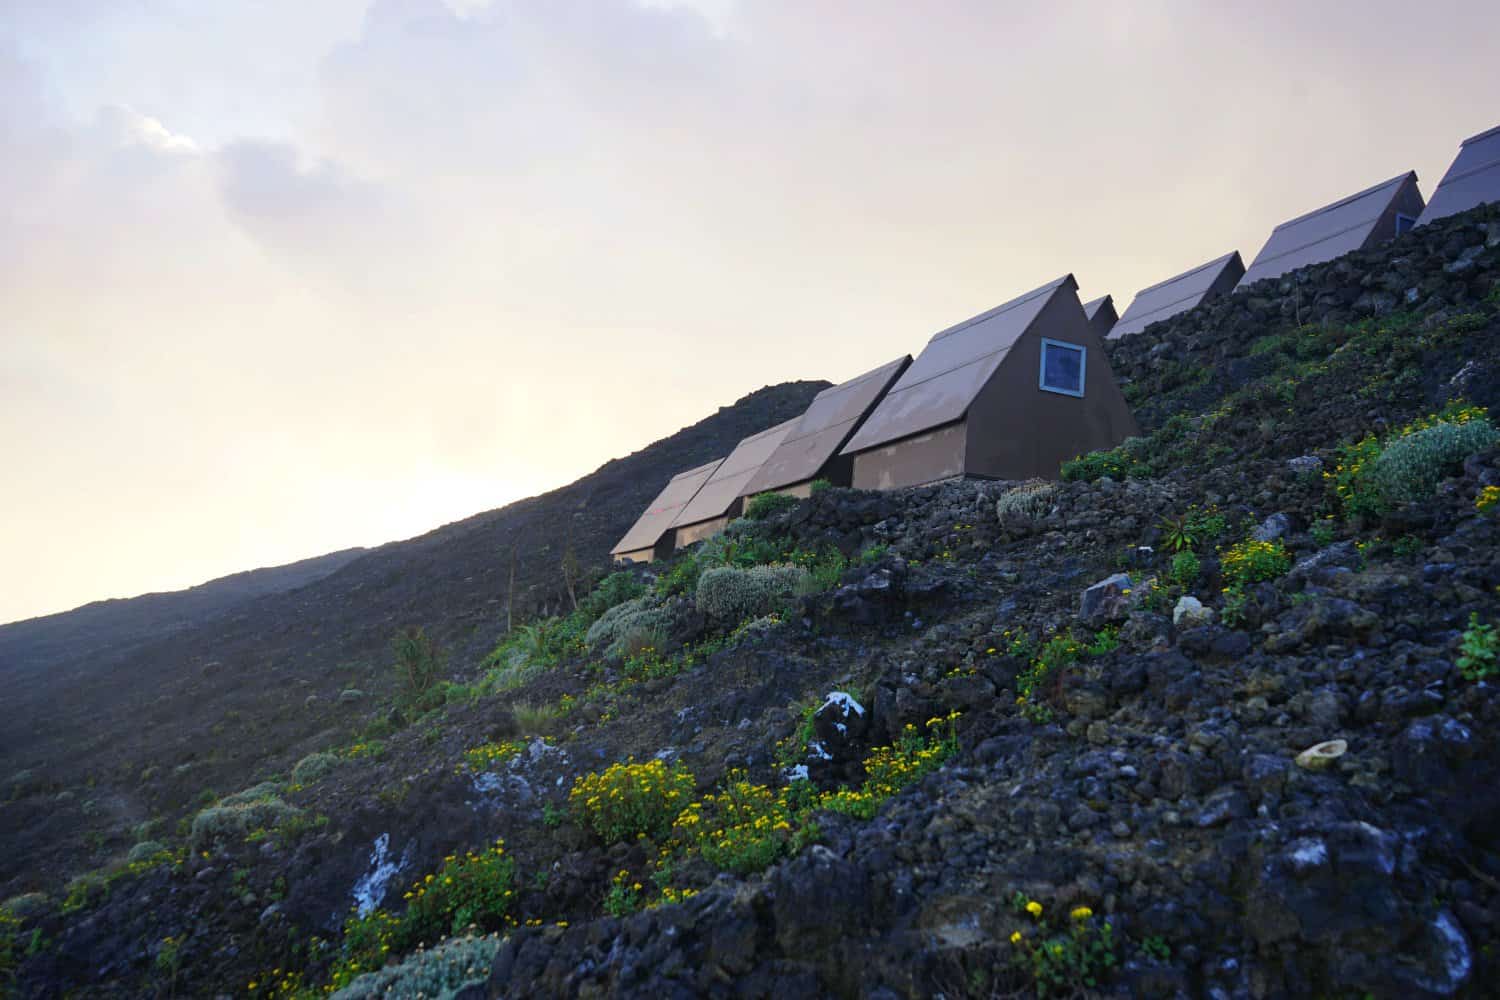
left=1169, top=550, right=1200, bottom=588
left=585, top=595, right=674, bottom=656
left=391, top=626, right=443, bottom=704
left=330, top=934, right=499, bottom=1000
left=820, top=713, right=961, bottom=820
left=1368, top=417, right=1499, bottom=505
left=808, top=478, right=834, bottom=495
left=1220, top=539, right=1291, bottom=586
left=672, top=772, right=818, bottom=875
left=569, top=759, right=695, bottom=843
left=291, top=751, right=341, bottom=785
left=126, top=840, right=166, bottom=864
left=995, top=480, right=1056, bottom=527
left=654, top=553, right=704, bottom=598
left=1459, top=613, right=1497, bottom=682
left=219, top=782, right=281, bottom=807
left=744, top=491, right=799, bottom=521
left=191, top=796, right=301, bottom=852
left=695, top=565, right=810, bottom=623
left=576, top=571, right=645, bottom=623
left=1060, top=439, right=1150, bottom=483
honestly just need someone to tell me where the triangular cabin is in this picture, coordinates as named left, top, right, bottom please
left=610, top=458, right=723, bottom=564
left=1108, top=251, right=1244, bottom=340
left=1236, top=172, right=1425, bottom=289
left=670, top=418, right=801, bottom=549
left=839, top=275, right=1139, bottom=490
left=742, top=355, right=913, bottom=500
left=1418, top=123, right=1500, bottom=226
left=1082, top=296, right=1117, bottom=340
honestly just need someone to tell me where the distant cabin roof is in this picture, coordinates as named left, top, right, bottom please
left=744, top=355, right=912, bottom=495
left=1238, top=172, right=1419, bottom=288
left=671, top=418, right=801, bottom=527
left=1110, top=251, right=1244, bottom=340
left=1418, top=122, right=1500, bottom=225
left=610, top=458, right=723, bottom=555
left=1082, top=295, right=1117, bottom=339
left=841, top=275, right=1078, bottom=456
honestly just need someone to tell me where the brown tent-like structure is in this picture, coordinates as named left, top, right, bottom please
left=1109, top=251, right=1244, bottom=340
left=1237, top=172, right=1425, bottom=289
left=1082, top=295, right=1117, bottom=340
left=610, top=458, right=723, bottom=564
left=1418, top=123, right=1500, bottom=226
left=839, top=275, right=1139, bottom=491
left=670, top=418, right=801, bottom=548
left=743, top=355, right=912, bottom=500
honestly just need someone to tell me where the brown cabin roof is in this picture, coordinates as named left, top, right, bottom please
left=1418, top=122, right=1500, bottom=225
left=1110, top=251, right=1244, bottom=339
left=841, top=275, right=1078, bottom=457
left=671, top=418, right=801, bottom=528
left=610, top=458, right=723, bottom=555
left=1238, top=172, right=1421, bottom=288
left=744, top=355, right=912, bottom=495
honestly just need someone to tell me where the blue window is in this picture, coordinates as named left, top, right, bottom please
left=1039, top=338, right=1085, bottom=397
left=1394, top=212, right=1417, bottom=236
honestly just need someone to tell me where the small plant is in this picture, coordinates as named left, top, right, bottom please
left=1310, top=517, right=1336, bottom=547
left=1391, top=535, right=1425, bottom=559
left=654, top=553, right=703, bottom=598
left=1015, top=635, right=1084, bottom=718
left=1458, top=614, right=1498, bottom=681
left=996, top=481, right=1057, bottom=528
left=603, top=869, right=644, bottom=917
left=1061, top=443, right=1148, bottom=483
left=808, top=478, right=834, bottom=495
left=854, top=543, right=889, bottom=566
left=1169, top=549, right=1200, bottom=588
left=1087, top=627, right=1120, bottom=657
left=820, top=713, right=961, bottom=820
left=460, top=740, right=525, bottom=774
left=1220, top=585, right=1249, bottom=629
left=391, top=626, right=442, bottom=703
left=1140, top=934, right=1171, bottom=961
left=1220, top=538, right=1291, bottom=586
left=673, top=771, right=818, bottom=875
left=1159, top=505, right=1227, bottom=552
left=569, top=759, right=696, bottom=843
left=1369, top=413, right=1499, bottom=505
left=744, top=491, right=799, bottom=521
left=1009, top=904, right=1118, bottom=997
left=1476, top=485, right=1500, bottom=513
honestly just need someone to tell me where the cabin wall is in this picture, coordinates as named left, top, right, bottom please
left=850, top=421, right=968, bottom=490
left=1366, top=177, right=1428, bottom=246
left=965, top=292, right=1139, bottom=479
left=674, top=516, right=730, bottom=549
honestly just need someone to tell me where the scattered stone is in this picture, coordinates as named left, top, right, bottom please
left=1172, top=595, right=1214, bottom=628
left=1294, top=739, right=1347, bottom=770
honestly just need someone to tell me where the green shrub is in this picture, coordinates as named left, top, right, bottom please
left=331, top=932, right=500, bottom=999
left=654, top=553, right=704, bottom=598
left=672, top=772, right=818, bottom=875
left=292, top=751, right=341, bottom=786
left=695, top=565, right=810, bottom=623
left=126, top=840, right=166, bottom=864
left=808, top=478, right=834, bottom=495
left=1368, top=418, right=1500, bottom=505
left=1060, top=440, right=1149, bottom=482
left=1169, top=550, right=1200, bottom=588
left=1458, top=613, right=1498, bottom=681
left=995, top=481, right=1056, bottom=527
left=819, top=714, right=961, bottom=820
left=391, top=626, right=443, bottom=703
left=744, top=491, right=799, bottom=520
left=61, top=873, right=107, bottom=913
left=568, top=759, right=695, bottom=843
left=1220, top=539, right=1291, bottom=586
left=1009, top=904, right=1118, bottom=997
left=585, top=595, right=674, bottom=656
left=219, top=782, right=282, bottom=807
left=577, top=571, right=645, bottom=623
left=191, top=796, right=301, bottom=852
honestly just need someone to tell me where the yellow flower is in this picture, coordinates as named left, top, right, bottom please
left=1009, top=931, right=1023, bottom=944
left=1071, top=906, right=1093, bottom=920
left=1025, top=900, right=1043, bottom=918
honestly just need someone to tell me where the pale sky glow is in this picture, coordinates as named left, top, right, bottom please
left=3, top=0, right=1499, bottom=624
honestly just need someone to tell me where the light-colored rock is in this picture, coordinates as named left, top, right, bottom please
left=1173, top=595, right=1215, bottom=628
left=1295, top=739, right=1348, bottom=771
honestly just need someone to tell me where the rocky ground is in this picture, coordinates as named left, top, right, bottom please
left=4, top=206, right=1500, bottom=998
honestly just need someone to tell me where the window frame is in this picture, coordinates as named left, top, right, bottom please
left=1038, top=337, right=1087, bottom=398
left=1394, top=212, right=1418, bottom=236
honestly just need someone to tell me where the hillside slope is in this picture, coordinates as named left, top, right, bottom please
left=6, top=207, right=1500, bottom=999
left=0, top=548, right=367, bottom=684
left=0, top=380, right=828, bottom=890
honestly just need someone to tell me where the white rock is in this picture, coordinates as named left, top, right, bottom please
left=1173, top=595, right=1215, bottom=628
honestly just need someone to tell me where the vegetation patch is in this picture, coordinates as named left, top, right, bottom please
left=569, top=759, right=696, bottom=843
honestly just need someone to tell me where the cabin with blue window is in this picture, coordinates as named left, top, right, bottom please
left=839, top=275, right=1139, bottom=490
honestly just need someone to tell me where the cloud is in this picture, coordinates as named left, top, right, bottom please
left=99, top=103, right=200, bottom=154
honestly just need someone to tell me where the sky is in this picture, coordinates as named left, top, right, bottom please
left=3, top=0, right=1499, bottom=625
